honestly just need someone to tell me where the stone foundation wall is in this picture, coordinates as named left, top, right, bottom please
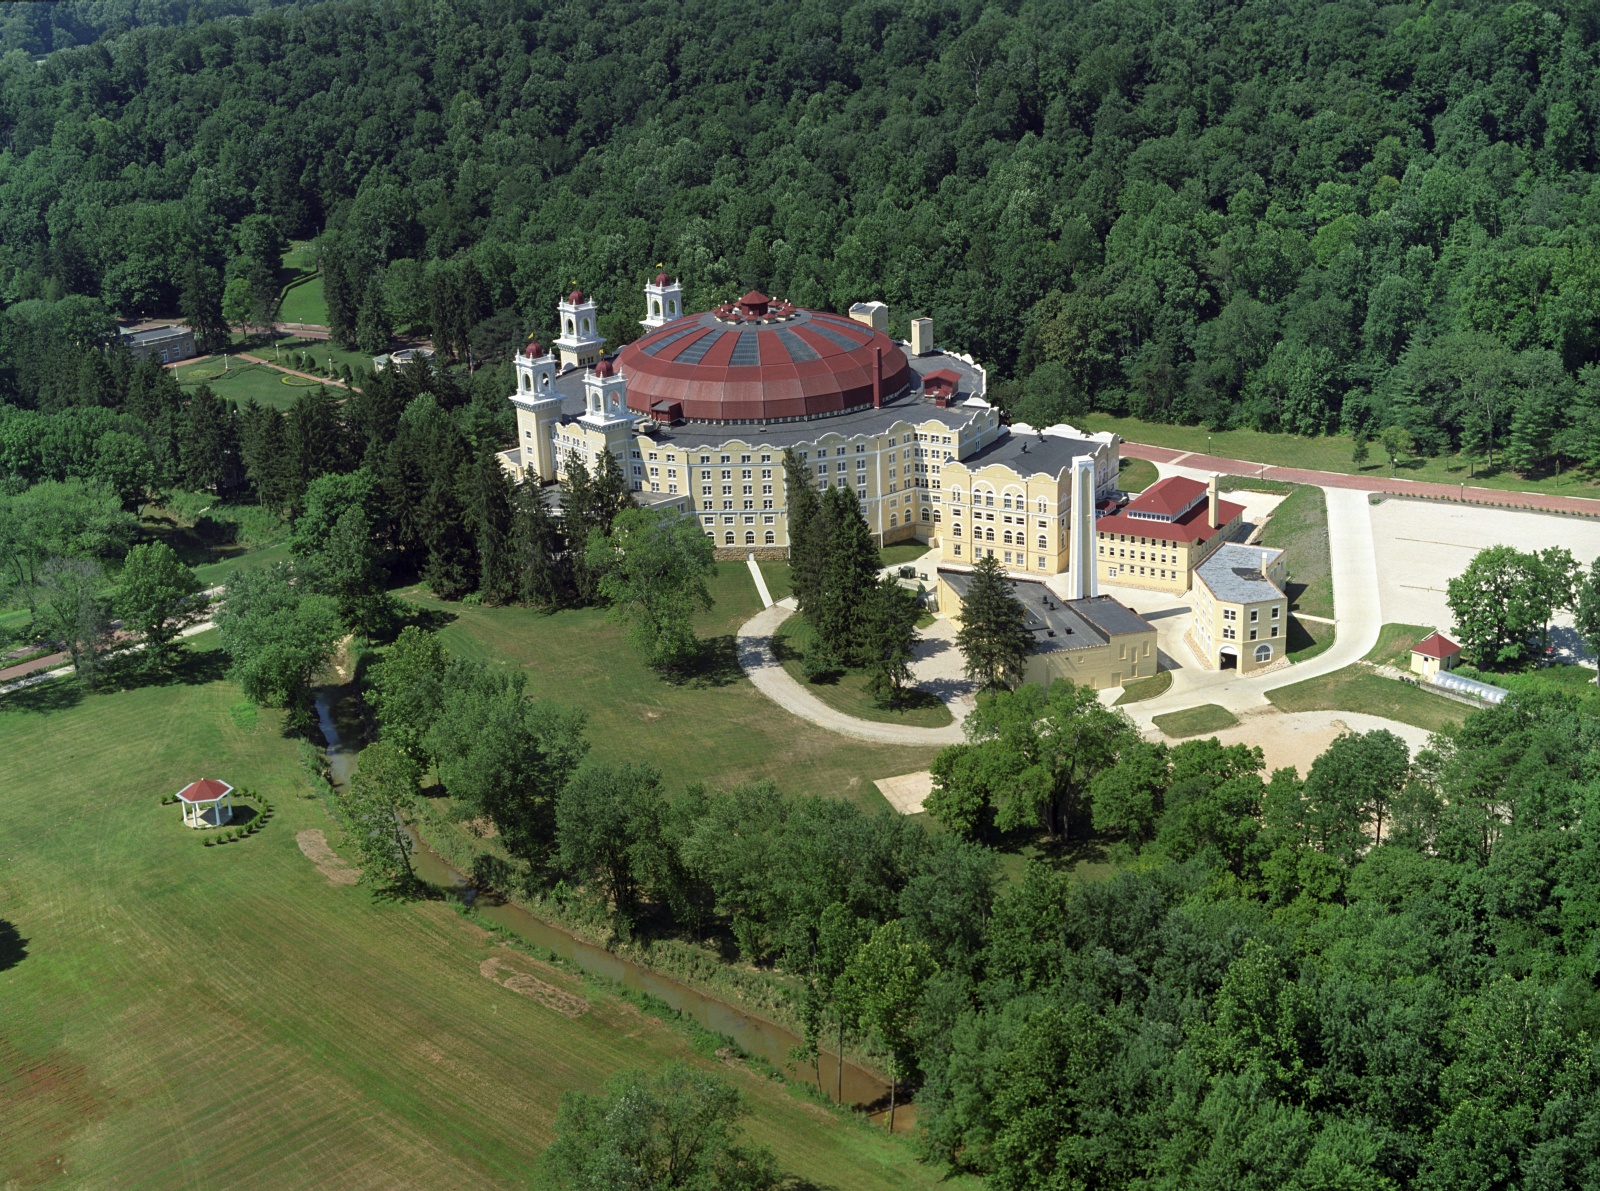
left=714, top=547, right=789, bottom=562
left=882, top=522, right=924, bottom=546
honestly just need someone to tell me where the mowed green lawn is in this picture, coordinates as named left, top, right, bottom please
left=1258, top=485, right=1334, bottom=620
left=173, top=356, right=325, bottom=411
left=0, top=649, right=968, bottom=1188
left=277, top=273, right=328, bottom=326
left=401, top=562, right=940, bottom=807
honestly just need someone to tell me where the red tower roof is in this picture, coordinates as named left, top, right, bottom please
left=521, top=340, right=543, bottom=358
left=616, top=306, right=911, bottom=423
left=593, top=358, right=616, bottom=378
left=654, top=272, right=674, bottom=286
left=1412, top=632, right=1461, bottom=659
left=567, top=289, right=586, bottom=304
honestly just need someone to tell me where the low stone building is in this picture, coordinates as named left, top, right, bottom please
left=936, top=568, right=1157, bottom=692
left=1189, top=542, right=1290, bottom=673
left=1094, top=475, right=1244, bottom=594
left=120, top=324, right=194, bottom=364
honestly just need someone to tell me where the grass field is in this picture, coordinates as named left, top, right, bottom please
left=274, top=335, right=378, bottom=379
left=401, top=562, right=941, bottom=807
left=1286, top=617, right=1336, bottom=663
left=277, top=273, right=328, bottom=326
left=1152, top=703, right=1240, bottom=737
left=1114, top=670, right=1172, bottom=704
left=770, top=614, right=952, bottom=729
left=0, top=652, right=962, bottom=1188
left=759, top=560, right=794, bottom=602
left=1266, top=665, right=1468, bottom=733
left=879, top=543, right=932, bottom=569
left=1364, top=623, right=1436, bottom=668
left=1258, top=485, right=1333, bottom=620
left=1118, top=457, right=1159, bottom=493
left=173, top=356, right=327, bottom=411
left=1081, top=413, right=1600, bottom=500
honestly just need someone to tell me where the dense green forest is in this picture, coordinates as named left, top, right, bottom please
left=0, top=1, right=303, bottom=58
left=3, top=0, right=1600, bottom=472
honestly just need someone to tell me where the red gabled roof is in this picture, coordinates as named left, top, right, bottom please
left=1128, top=475, right=1207, bottom=517
left=1096, top=495, right=1244, bottom=544
left=177, top=779, right=233, bottom=803
left=1412, top=632, right=1461, bottom=659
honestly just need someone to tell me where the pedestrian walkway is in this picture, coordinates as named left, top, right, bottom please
left=1121, top=442, right=1600, bottom=517
left=745, top=555, right=774, bottom=607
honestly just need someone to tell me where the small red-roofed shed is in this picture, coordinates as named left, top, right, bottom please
left=177, top=779, right=234, bottom=829
left=1410, top=632, right=1462, bottom=680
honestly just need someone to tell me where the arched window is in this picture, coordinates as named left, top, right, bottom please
left=652, top=300, right=661, bottom=315
left=521, top=373, right=531, bottom=390
left=581, top=317, right=591, bottom=334
left=985, top=493, right=994, bottom=507
left=724, top=531, right=735, bottom=544
left=745, top=531, right=755, bottom=544
left=764, top=530, right=775, bottom=544
left=668, top=300, right=677, bottom=316
left=1037, top=535, right=1047, bottom=549
left=1003, top=530, right=1012, bottom=544
left=921, top=508, right=930, bottom=521
left=1255, top=644, right=1273, bottom=663
left=985, top=527, right=995, bottom=541
left=566, top=318, right=574, bottom=334
left=933, top=509, right=941, bottom=523
left=890, top=514, right=898, bottom=527
left=540, top=374, right=550, bottom=388
left=953, top=524, right=962, bottom=537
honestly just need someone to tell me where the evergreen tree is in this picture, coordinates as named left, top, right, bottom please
left=420, top=476, right=476, bottom=600
left=783, top=448, right=824, bottom=613
left=238, top=400, right=296, bottom=511
left=285, top=386, right=348, bottom=502
left=355, top=274, right=393, bottom=354
left=180, top=387, right=245, bottom=497
left=860, top=576, right=921, bottom=707
left=511, top=479, right=571, bottom=608
left=321, top=242, right=359, bottom=347
left=464, top=447, right=517, bottom=603
left=955, top=555, right=1033, bottom=689
left=564, top=447, right=635, bottom=604
left=811, top=485, right=879, bottom=663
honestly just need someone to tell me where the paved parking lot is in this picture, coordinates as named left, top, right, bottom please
left=1369, top=498, right=1600, bottom=660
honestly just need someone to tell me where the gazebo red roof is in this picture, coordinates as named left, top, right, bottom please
left=1412, top=632, right=1461, bottom=659
left=177, top=779, right=233, bottom=803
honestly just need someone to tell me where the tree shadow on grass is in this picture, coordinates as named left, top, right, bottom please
left=0, top=675, right=86, bottom=714
left=0, top=920, right=28, bottom=972
left=104, top=646, right=231, bottom=693
left=675, top=634, right=744, bottom=688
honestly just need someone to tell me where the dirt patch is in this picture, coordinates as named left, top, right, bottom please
left=296, top=830, right=360, bottom=885
left=874, top=770, right=933, bottom=814
left=479, top=955, right=589, bottom=1018
left=462, top=816, right=499, bottom=840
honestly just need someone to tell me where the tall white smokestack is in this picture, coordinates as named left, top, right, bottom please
left=1208, top=474, right=1219, bottom=529
left=1068, top=455, right=1098, bottom=601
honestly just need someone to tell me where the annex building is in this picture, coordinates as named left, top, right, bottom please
left=1188, top=543, right=1290, bottom=673
left=498, top=277, right=1123, bottom=566
left=1092, top=475, right=1244, bottom=594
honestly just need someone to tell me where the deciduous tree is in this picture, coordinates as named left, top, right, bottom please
left=115, top=541, right=205, bottom=672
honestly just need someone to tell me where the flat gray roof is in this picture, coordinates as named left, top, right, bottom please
left=1197, top=543, right=1286, bottom=604
left=940, top=569, right=1153, bottom=654
left=958, top=427, right=1103, bottom=477
left=121, top=325, right=190, bottom=345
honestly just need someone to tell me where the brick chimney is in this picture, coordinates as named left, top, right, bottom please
left=1207, top=474, right=1219, bottom=529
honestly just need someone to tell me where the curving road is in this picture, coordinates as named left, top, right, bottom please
left=736, top=603, right=969, bottom=746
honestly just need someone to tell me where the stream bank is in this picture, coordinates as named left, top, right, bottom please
left=309, top=684, right=910, bottom=1128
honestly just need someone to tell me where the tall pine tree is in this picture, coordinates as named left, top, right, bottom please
left=954, top=554, right=1033, bottom=689
left=464, top=447, right=517, bottom=603
left=512, top=478, right=572, bottom=608
left=812, top=485, right=880, bottom=664
left=783, top=448, right=824, bottom=613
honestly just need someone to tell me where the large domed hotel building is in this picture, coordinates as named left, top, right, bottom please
left=498, top=275, right=1122, bottom=591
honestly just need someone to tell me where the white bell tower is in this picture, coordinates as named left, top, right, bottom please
left=509, top=340, right=563, bottom=483
left=555, top=289, right=603, bottom=370
left=580, top=358, right=631, bottom=428
left=1067, top=454, right=1099, bottom=601
left=641, top=272, right=683, bottom=331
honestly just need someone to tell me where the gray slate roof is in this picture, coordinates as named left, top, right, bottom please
left=941, top=569, right=1154, bottom=654
left=120, top=324, right=190, bottom=345
left=1197, top=543, right=1286, bottom=604
left=957, top=427, right=1103, bottom=478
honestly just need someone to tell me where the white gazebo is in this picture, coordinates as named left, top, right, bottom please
left=176, top=779, right=234, bottom=828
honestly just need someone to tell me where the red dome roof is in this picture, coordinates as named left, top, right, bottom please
left=617, top=306, right=911, bottom=423
left=567, top=289, right=586, bottom=304
left=521, top=340, right=543, bottom=358
left=593, top=357, right=616, bottom=378
left=654, top=272, right=674, bottom=286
